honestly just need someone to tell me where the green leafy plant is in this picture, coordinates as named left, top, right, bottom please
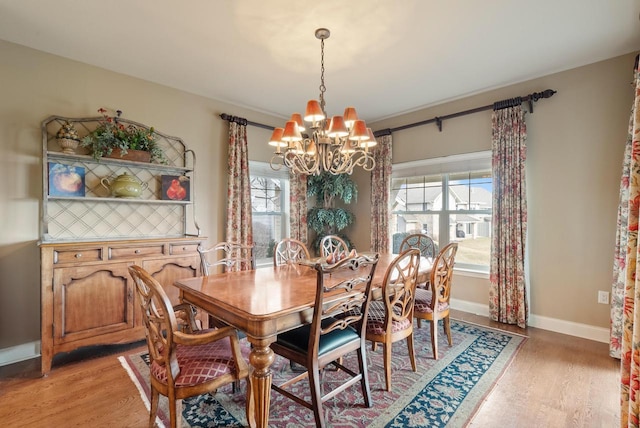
left=81, top=108, right=166, bottom=163
left=307, top=172, right=358, bottom=254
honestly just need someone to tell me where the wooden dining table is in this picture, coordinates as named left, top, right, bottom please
left=173, top=252, right=432, bottom=428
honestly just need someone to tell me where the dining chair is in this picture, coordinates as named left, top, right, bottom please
left=364, top=248, right=421, bottom=391
left=197, top=241, right=256, bottom=275
left=399, top=233, right=437, bottom=259
left=399, top=233, right=437, bottom=289
left=270, top=253, right=380, bottom=428
left=128, top=265, right=249, bottom=428
left=273, top=238, right=310, bottom=266
left=319, top=234, right=349, bottom=258
left=413, top=242, right=458, bottom=359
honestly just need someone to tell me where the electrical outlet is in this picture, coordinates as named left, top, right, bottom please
left=598, top=291, right=610, bottom=305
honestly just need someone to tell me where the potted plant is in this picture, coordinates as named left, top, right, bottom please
left=81, top=108, right=166, bottom=163
left=307, top=172, right=357, bottom=254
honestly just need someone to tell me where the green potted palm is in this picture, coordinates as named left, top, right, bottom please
left=307, top=172, right=357, bottom=254
left=81, top=108, right=166, bottom=163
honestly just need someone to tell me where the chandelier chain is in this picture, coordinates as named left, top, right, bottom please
left=319, top=38, right=326, bottom=115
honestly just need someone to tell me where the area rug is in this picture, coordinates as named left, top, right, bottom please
left=119, top=320, right=526, bottom=427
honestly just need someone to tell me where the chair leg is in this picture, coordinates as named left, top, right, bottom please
left=308, top=363, right=326, bottom=428
left=407, top=333, right=417, bottom=372
left=383, top=342, right=392, bottom=392
left=149, top=387, right=160, bottom=428
left=169, top=395, right=182, bottom=428
left=357, top=345, right=373, bottom=408
left=443, top=316, right=452, bottom=346
left=430, top=319, right=438, bottom=360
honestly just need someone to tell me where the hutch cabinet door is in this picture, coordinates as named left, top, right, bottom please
left=140, top=256, right=201, bottom=305
left=52, top=262, right=134, bottom=345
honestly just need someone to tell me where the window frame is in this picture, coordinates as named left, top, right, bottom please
left=392, top=151, right=492, bottom=273
left=249, top=161, right=290, bottom=267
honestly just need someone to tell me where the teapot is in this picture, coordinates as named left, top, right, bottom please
left=100, top=172, right=148, bottom=198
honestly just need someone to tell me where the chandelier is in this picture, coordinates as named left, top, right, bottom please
left=268, top=28, right=376, bottom=175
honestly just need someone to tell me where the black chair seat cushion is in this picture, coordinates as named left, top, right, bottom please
left=276, top=317, right=359, bottom=356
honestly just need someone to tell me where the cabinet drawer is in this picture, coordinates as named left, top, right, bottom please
left=170, top=243, right=199, bottom=255
left=54, top=248, right=103, bottom=264
left=109, top=245, right=164, bottom=259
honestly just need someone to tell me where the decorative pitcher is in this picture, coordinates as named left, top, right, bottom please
left=101, top=172, right=148, bottom=198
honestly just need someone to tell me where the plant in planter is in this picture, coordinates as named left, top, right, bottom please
left=81, top=108, right=166, bottom=163
left=307, top=172, right=357, bottom=255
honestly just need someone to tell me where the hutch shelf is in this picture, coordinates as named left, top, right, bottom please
left=39, top=115, right=204, bottom=375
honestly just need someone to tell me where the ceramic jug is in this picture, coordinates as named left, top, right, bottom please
left=101, top=172, right=148, bottom=198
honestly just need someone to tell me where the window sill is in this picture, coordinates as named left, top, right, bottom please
left=453, top=268, right=489, bottom=279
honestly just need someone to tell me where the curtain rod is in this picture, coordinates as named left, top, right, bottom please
left=221, top=88, right=557, bottom=137
left=374, top=89, right=557, bottom=136
left=219, top=113, right=274, bottom=131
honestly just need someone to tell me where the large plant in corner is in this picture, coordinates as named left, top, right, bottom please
left=307, top=172, right=357, bottom=254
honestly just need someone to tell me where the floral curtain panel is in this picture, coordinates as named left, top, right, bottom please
left=615, top=58, right=640, bottom=427
left=370, top=134, right=392, bottom=254
left=225, top=121, right=253, bottom=247
left=289, top=171, right=308, bottom=245
left=489, top=105, right=528, bottom=328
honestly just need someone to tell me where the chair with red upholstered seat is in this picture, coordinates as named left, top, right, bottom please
left=364, top=248, right=421, bottom=391
left=413, top=242, right=458, bottom=359
left=128, top=265, right=249, bottom=428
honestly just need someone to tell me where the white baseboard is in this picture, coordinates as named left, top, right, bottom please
left=451, top=298, right=609, bottom=343
left=0, top=341, right=40, bottom=367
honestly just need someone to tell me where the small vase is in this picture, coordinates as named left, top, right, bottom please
left=57, top=138, right=80, bottom=154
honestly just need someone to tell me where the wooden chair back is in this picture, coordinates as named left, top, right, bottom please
left=128, top=265, right=249, bottom=428
left=399, top=233, right=437, bottom=259
left=270, top=253, right=379, bottom=427
left=198, top=241, right=255, bottom=275
left=319, top=235, right=349, bottom=257
left=366, top=248, right=421, bottom=390
left=273, top=238, right=310, bottom=266
left=414, top=242, right=458, bottom=359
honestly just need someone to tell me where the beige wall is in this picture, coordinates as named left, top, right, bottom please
left=0, top=40, right=278, bottom=352
left=365, top=53, right=634, bottom=332
left=0, top=38, right=633, bottom=357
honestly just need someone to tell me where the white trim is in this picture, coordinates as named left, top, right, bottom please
left=450, top=299, right=609, bottom=343
left=453, top=268, right=489, bottom=279
left=393, top=150, right=492, bottom=178
left=0, top=340, right=40, bottom=366
left=249, top=160, right=288, bottom=179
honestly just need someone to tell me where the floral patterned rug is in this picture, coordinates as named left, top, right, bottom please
left=119, top=320, right=526, bottom=427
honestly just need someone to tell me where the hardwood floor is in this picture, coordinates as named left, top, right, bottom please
left=0, top=311, right=620, bottom=427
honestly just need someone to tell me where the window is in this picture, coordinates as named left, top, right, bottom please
left=249, top=162, right=290, bottom=267
left=391, top=152, right=492, bottom=272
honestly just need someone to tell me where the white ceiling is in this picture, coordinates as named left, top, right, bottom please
left=1, top=0, right=639, bottom=123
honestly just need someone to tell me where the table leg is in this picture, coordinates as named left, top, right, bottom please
left=246, top=338, right=275, bottom=428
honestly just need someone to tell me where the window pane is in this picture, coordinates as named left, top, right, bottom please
left=250, top=170, right=287, bottom=267
left=252, top=214, right=282, bottom=261
left=250, top=177, right=282, bottom=212
left=392, top=163, right=491, bottom=271
left=449, top=171, right=492, bottom=211
left=391, top=213, right=441, bottom=253
left=450, top=224, right=491, bottom=268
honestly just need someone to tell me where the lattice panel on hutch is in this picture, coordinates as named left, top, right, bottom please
left=41, top=115, right=200, bottom=241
